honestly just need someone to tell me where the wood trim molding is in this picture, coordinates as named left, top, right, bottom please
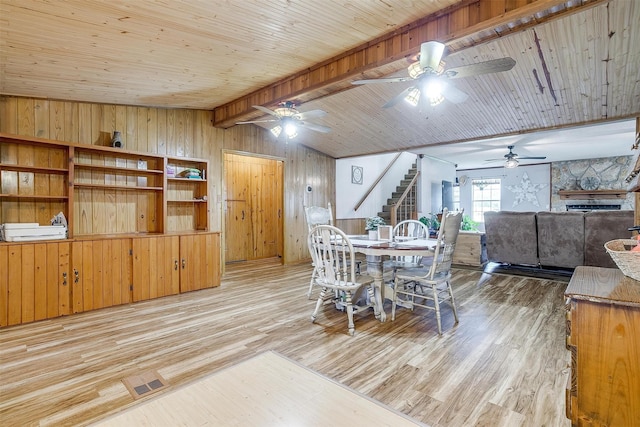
left=212, top=0, right=606, bottom=128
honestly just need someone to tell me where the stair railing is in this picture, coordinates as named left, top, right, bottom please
left=390, top=171, right=420, bottom=227
left=353, top=153, right=402, bottom=212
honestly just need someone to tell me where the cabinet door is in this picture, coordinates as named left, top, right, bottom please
left=132, top=236, right=179, bottom=302
left=574, top=300, right=640, bottom=425
left=179, top=233, right=220, bottom=292
left=0, top=242, right=70, bottom=327
left=71, top=239, right=131, bottom=313
left=35, top=241, right=71, bottom=321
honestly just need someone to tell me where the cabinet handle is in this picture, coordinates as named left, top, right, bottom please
left=182, top=259, right=186, bottom=269
left=175, top=260, right=179, bottom=270
left=62, top=272, right=67, bottom=286
left=74, top=269, right=79, bottom=284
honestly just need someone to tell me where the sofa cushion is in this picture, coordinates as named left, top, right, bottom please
left=484, top=211, right=539, bottom=266
left=584, top=210, right=635, bottom=268
left=537, top=211, right=585, bottom=268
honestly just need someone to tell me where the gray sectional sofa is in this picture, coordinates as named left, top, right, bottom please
left=484, top=210, right=634, bottom=269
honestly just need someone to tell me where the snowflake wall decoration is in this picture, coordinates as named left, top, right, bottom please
left=507, top=172, right=547, bottom=207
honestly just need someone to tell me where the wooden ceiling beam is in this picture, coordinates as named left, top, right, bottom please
left=212, top=0, right=605, bottom=128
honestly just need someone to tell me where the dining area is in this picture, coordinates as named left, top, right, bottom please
left=305, top=206, right=464, bottom=336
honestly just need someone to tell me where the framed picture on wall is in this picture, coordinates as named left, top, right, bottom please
left=351, top=165, right=363, bottom=185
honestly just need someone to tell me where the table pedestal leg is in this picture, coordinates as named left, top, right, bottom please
left=366, top=255, right=386, bottom=322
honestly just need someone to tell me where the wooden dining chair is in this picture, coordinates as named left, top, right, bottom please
left=391, top=209, right=463, bottom=335
left=389, top=219, right=431, bottom=270
left=307, top=225, right=377, bottom=336
left=304, top=203, right=334, bottom=298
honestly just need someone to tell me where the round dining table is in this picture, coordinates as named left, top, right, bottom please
left=347, top=236, right=439, bottom=321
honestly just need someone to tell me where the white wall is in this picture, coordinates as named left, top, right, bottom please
left=335, top=152, right=417, bottom=219
left=456, top=163, right=551, bottom=230
left=418, top=155, right=457, bottom=217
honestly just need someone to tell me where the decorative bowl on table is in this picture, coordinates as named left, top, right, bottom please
left=605, top=239, right=640, bottom=281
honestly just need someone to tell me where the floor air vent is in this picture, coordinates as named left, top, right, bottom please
left=122, top=370, right=169, bottom=400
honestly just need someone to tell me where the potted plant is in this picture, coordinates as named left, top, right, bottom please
left=365, top=216, right=386, bottom=239
left=461, top=214, right=479, bottom=231
left=419, top=213, right=440, bottom=234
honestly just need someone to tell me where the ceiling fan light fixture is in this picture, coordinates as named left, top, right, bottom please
left=424, top=78, right=444, bottom=106
left=505, top=158, right=519, bottom=168
left=407, top=62, right=424, bottom=79
left=284, top=121, right=298, bottom=139
left=428, top=93, right=445, bottom=106
left=273, top=106, right=297, bottom=117
left=404, top=87, right=421, bottom=106
left=420, top=41, right=446, bottom=72
left=270, top=125, right=282, bottom=138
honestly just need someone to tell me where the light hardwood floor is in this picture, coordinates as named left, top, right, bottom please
left=0, top=259, right=571, bottom=426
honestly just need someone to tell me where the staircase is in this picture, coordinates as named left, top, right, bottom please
left=377, top=163, right=419, bottom=226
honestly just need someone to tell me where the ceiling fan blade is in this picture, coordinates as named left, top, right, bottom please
left=441, top=82, right=468, bottom=104
left=299, top=121, right=331, bottom=133
left=518, top=156, right=547, bottom=160
left=236, top=119, right=279, bottom=125
left=252, top=105, right=279, bottom=116
left=419, top=41, right=445, bottom=71
left=444, top=57, right=516, bottom=79
left=383, top=86, right=415, bottom=109
left=295, top=109, right=327, bottom=120
left=484, top=159, right=504, bottom=162
left=352, top=77, right=412, bottom=85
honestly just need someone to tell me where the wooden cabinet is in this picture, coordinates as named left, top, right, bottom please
left=0, top=132, right=221, bottom=327
left=132, top=235, right=180, bottom=302
left=71, top=239, right=132, bottom=313
left=565, top=266, right=640, bottom=426
left=452, top=231, right=487, bottom=267
left=179, top=233, right=220, bottom=292
left=0, top=241, right=70, bottom=327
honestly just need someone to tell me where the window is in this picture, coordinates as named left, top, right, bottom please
left=471, top=178, right=501, bottom=222
left=452, top=185, right=461, bottom=212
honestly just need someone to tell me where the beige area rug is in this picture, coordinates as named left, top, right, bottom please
left=93, top=351, right=426, bottom=426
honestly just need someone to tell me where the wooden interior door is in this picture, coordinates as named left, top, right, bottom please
left=224, top=153, right=283, bottom=263
left=250, top=158, right=281, bottom=259
left=225, top=154, right=252, bottom=262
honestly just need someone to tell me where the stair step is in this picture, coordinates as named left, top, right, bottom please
left=375, top=161, right=418, bottom=225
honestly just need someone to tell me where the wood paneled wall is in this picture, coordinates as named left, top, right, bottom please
left=0, top=96, right=335, bottom=264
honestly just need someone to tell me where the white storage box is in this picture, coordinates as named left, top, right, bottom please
left=1, top=223, right=67, bottom=242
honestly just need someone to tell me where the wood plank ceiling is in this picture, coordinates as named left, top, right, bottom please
left=1, top=0, right=638, bottom=159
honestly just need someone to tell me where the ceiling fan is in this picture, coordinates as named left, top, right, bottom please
left=236, top=102, right=331, bottom=139
left=352, top=41, right=516, bottom=108
left=485, top=145, right=547, bottom=168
